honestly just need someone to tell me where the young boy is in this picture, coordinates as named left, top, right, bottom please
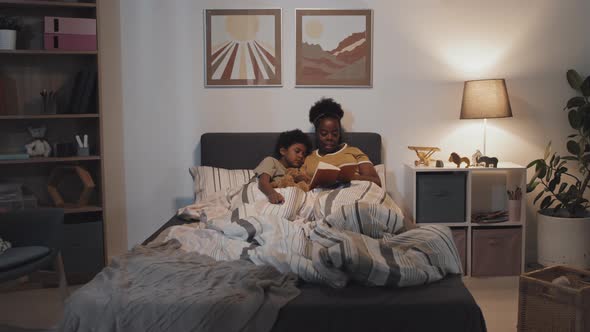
left=255, top=129, right=312, bottom=204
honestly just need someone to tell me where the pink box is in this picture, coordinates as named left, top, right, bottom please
left=44, top=17, right=96, bottom=35
left=44, top=33, right=97, bottom=51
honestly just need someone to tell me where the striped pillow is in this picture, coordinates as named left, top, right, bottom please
left=189, top=166, right=255, bottom=202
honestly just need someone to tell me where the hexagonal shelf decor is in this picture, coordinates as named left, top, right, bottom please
left=48, top=166, right=95, bottom=207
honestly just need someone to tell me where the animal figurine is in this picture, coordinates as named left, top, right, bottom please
left=435, top=160, right=444, bottom=168
left=24, top=126, right=51, bottom=157
left=471, top=150, right=485, bottom=167
left=448, top=152, right=470, bottom=168
left=271, top=168, right=310, bottom=192
left=476, top=155, right=499, bottom=168
left=408, top=146, right=440, bottom=167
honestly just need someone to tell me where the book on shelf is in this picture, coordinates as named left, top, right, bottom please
left=309, top=161, right=358, bottom=190
left=0, top=153, right=29, bottom=160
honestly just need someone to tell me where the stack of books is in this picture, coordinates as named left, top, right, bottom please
left=44, top=16, right=96, bottom=51
left=472, top=210, right=509, bottom=224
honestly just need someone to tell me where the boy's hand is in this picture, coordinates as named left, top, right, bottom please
left=293, top=173, right=310, bottom=183
left=268, top=190, right=285, bottom=204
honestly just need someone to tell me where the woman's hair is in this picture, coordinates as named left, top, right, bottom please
left=274, top=129, right=312, bottom=158
left=308, top=98, right=344, bottom=128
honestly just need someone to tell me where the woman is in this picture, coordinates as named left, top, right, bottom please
left=301, top=98, right=381, bottom=187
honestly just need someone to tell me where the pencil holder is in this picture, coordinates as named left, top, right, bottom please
left=77, top=146, right=89, bottom=156
left=508, top=199, right=521, bottom=222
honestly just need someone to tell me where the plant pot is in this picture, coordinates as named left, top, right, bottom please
left=0, top=29, right=16, bottom=50
left=537, top=209, right=590, bottom=269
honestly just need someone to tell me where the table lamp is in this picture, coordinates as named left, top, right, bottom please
left=460, top=79, right=512, bottom=156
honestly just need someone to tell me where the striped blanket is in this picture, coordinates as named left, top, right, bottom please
left=166, top=181, right=462, bottom=288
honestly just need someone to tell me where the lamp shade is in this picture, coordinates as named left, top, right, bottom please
left=460, top=79, right=512, bottom=119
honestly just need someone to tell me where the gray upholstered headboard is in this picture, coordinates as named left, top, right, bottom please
left=201, top=132, right=382, bottom=169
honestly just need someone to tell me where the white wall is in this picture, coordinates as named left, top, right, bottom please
left=119, top=0, right=590, bottom=262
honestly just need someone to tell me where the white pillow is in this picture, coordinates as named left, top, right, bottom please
left=374, top=164, right=386, bottom=188
left=189, top=166, right=255, bottom=202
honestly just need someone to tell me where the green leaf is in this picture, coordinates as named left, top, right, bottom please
left=536, top=162, right=547, bottom=179
left=540, top=196, right=553, bottom=209
left=534, top=190, right=545, bottom=204
left=567, top=69, right=584, bottom=90
left=562, top=156, right=578, bottom=161
left=554, top=155, right=561, bottom=167
left=568, top=134, right=578, bottom=138
left=569, top=110, right=583, bottom=129
left=548, top=177, right=559, bottom=191
left=559, top=182, right=568, bottom=193
left=582, top=77, right=590, bottom=97
left=567, top=96, right=586, bottom=109
left=567, top=140, right=581, bottom=155
left=544, top=142, right=552, bottom=160
left=526, top=159, right=541, bottom=168
left=527, top=181, right=541, bottom=193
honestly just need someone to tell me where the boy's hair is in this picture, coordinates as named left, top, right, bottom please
left=274, top=129, right=312, bottom=158
left=308, top=97, right=344, bottom=128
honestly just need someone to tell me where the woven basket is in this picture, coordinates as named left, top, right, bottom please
left=518, top=265, right=590, bottom=332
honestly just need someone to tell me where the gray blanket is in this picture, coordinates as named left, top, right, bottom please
left=59, top=240, right=300, bottom=332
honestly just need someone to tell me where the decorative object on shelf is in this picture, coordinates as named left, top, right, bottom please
left=460, top=79, right=513, bottom=156
left=527, top=68, right=590, bottom=269
left=48, top=165, right=95, bottom=208
left=435, top=160, right=444, bottom=168
left=295, top=9, right=372, bottom=87
left=24, top=126, right=52, bottom=157
left=0, top=153, right=29, bottom=160
left=448, top=152, right=470, bottom=168
left=40, top=89, right=57, bottom=114
left=507, top=186, right=522, bottom=221
left=476, top=155, right=498, bottom=168
left=408, top=146, right=440, bottom=166
left=0, top=16, right=21, bottom=50
left=471, top=149, right=485, bottom=167
left=204, top=9, right=281, bottom=87
left=44, top=16, right=97, bottom=51
left=75, top=134, right=89, bottom=156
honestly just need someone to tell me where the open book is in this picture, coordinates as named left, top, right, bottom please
left=309, top=161, right=358, bottom=189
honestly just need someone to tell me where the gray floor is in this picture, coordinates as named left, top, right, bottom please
left=0, top=277, right=519, bottom=332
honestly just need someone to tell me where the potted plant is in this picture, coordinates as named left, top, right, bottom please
left=527, top=69, right=590, bottom=269
left=0, top=16, right=21, bottom=50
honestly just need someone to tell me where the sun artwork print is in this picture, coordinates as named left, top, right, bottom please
left=296, top=10, right=372, bottom=87
left=205, top=9, right=282, bottom=86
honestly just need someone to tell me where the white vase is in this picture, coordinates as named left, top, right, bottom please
left=0, top=30, right=17, bottom=50
left=537, top=210, right=590, bottom=269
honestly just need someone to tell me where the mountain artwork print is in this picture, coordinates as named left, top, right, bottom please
left=296, top=9, right=372, bottom=87
left=205, top=9, right=282, bottom=86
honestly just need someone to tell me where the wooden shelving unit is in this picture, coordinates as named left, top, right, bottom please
left=0, top=0, right=104, bottom=283
left=405, top=163, right=527, bottom=277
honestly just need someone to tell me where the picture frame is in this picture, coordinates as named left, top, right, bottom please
left=204, top=9, right=282, bottom=87
left=295, top=9, right=373, bottom=87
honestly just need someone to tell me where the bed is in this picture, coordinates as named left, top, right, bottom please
left=141, top=132, right=487, bottom=332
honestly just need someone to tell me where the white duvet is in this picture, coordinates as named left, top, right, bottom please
left=161, top=180, right=463, bottom=288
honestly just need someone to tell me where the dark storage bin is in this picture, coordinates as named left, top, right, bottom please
left=62, top=220, right=104, bottom=283
left=416, top=172, right=466, bottom=223
left=451, top=228, right=467, bottom=274
left=472, top=227, right=522, bottom=277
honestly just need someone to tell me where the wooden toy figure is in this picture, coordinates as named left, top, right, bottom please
left=448, top=152, right=470, bottom=168
left=476, top=155, right=499, bottom=168
left=408, top=146, right=440, bottom=166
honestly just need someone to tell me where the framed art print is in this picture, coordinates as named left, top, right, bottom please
left=295, top=9, right=372, bottom=87
left=205, top=9, right=282, bottom=87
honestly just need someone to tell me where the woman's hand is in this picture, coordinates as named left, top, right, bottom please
left=355, top=163, right=382, bottom=187
left=268, top=190, right=285, bottom=204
